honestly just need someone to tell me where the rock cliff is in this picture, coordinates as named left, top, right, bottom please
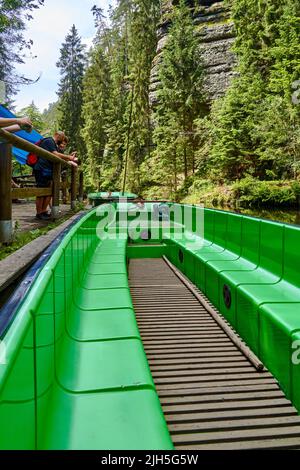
left=150, top=0, right=237, bottom=107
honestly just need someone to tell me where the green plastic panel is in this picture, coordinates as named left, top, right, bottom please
left=0, top=208, right=173, bottom=450
left=3, top=202, right=300, bottom=450
left=164, top=206, right=300, bottom=415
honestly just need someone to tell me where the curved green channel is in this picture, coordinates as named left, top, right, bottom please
left=1, top=202, right=300, bottom=449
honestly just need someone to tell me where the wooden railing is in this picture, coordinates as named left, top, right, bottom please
left=0, top=128, right=84, bottom=244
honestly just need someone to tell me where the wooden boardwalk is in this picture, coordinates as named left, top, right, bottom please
left=129, top=258, right=300, bottom=450
left=12, top=200, right=73, bottom=233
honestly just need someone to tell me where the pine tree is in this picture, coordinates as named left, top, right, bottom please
left=123, top=0, right=161, bottom=193
left=19, top=101, right=44, bottom=132
left=0, top=0, right=44, bottom=101
left=82, top=44, right=110, bottom=190
left=42, top=102, right=61, bottom=135
left=57, top=25, right=87, bottom=154
left=207, top=0, right=300, bottom=181
left=102, top=0, right=134, bottom=189
left=152, top=0, right=205, bottom=197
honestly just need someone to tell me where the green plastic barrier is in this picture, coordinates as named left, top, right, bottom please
left=164, top=206, right=300, bottom=415
left=2, top=202, right=300, bottom=449
left=0, top=208, right=173, bottom=450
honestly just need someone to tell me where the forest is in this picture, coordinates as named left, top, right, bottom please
left=1, top=0, right=300, bottom=208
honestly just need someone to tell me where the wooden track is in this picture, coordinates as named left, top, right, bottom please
left=128, top=258, right=300, bottom=450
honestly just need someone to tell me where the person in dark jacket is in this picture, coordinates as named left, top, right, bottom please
left=34, top=131, right=78, bottom=220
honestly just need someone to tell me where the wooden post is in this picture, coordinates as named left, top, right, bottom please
left=61, top=171, right=67, bottom=204
left=78, top=171, right=84, bottom=203
left=0, top=143, right=13, bottom=244
left=52, top=162, right=61, bottom=219
left=71, top=167, right=77, bottom=210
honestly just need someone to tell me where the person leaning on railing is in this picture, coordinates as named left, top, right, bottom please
left=33, top=131, right=78, bottom=220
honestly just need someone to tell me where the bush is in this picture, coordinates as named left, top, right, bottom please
left=233, top=177, right=300, bottom=207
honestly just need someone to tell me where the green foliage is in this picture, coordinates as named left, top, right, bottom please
left=78, top=0, right=300, bottom=210
left=81, top=0, right=160, bottom=192
left=233, top=176, right=300, bottom=207
left=82, top=44, right=110, bottom=190
left=204, top=0, right=300, bottom=183
left=19, top=101, right=44, bottom=132
left=151, top=0, right=206, bottom=199
left=0, top=0, right=44, bottom=101
left=124, top=0, right=161, bottom=193
left=57, top=25, right=87, bottom=155
left=41, top=102, right=61, bottom=135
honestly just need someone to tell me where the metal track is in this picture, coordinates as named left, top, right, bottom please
left=128, top=258, right=300, bottom=450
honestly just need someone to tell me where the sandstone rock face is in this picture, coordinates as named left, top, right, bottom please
left=150, top=0, right=237, bottom=107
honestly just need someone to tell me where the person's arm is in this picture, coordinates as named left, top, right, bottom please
left=3, top=124, right=22, bottom=133
left=53, top=151, right=78, bottom=166
left=0, top=117, right=32, bottom=129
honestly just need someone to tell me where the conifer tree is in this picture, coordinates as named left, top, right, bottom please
left=124, top=0, right=161, bottom=192
left=57, top=25, right=87, bottom=154
left=0, top=0, right=44, bottom=101
left=102, top=0, right=133, bottom=188
left=208, top=0, right=300, bottom=181
left=19, top=101, right=43, bottom=132
left=152, top=0, right=205, bottom=197
left=82, top=44, right=110, bottom=190
left=42, top=102, right=61, bottom=135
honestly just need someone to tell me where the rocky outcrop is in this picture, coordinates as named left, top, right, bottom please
left=150, top=0, right=237, bottom=107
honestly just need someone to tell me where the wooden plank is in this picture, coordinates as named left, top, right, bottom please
left=150, top=360, right=256, bottom=371
left=152, top=367, right=257, bottom=379
left=162, top=398, right=291, bottom=414
left=171, top=425, right=300, bottom=444
left=150, top=359, right=246, bottom=368
left=159, top=390, right=283, bottom=405
left=169, top=415, right=300, bottom=433
left=147, top=351, right=245, bottom=360
left=166, top=406, right=298, bottom=423
left=176, top=437, right=300, bottom=450
left=158, top=384, right=280, bottom=398
left=154, top=373, right=274, bottom=385
left=12, top=187, right=52, bottom=198
left=157, top=378, right=281, bottom=391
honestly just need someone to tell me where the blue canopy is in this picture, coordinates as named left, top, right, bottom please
left=0, top=105, right=43, bottom=165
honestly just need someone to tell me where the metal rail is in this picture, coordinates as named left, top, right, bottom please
left=129, top=258, right=300, bottom=450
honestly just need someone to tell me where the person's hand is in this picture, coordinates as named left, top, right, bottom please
left=70, top=161, right=78, bottom=168
left=71, top=152, right=79, bottom=163
left=70, top=154, right=79, bottom=163
left=18, top=117, right=33, bottom=132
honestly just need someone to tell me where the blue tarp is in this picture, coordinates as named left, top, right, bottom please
left=0, top=105, right=43, bottom=165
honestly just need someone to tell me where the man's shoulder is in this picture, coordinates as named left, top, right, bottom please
left=40, top=137, right=55, bottom=145
left=40, top=136, right=57, bottom=151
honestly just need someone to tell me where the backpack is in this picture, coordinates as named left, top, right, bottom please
left=26, top=139, right=44, bottom=168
